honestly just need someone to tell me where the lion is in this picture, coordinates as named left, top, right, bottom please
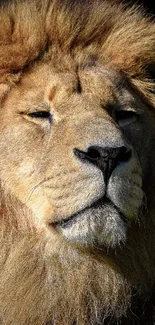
left=0, top=0, right=155, bottom=324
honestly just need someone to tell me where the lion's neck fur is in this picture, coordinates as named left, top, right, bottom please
left=0, top=234, right=131, bottom=325
left=0, top=195, right=155, bottom=325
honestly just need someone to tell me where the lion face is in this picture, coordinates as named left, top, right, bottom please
left=0, top=61, right=151, bottom=248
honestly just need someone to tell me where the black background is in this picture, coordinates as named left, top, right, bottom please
left=0, top=0, right=155, bottom=15
left=131, top=0, right=155, bottom=15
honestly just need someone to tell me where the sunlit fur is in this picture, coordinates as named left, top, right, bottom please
left=0, top=1, right=155, bottom=325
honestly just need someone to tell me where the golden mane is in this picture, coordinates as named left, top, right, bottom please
left=0, top=0, right=154, bottom=76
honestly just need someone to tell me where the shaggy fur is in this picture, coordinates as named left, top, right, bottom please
left=0, top=1, right=155, bottom=325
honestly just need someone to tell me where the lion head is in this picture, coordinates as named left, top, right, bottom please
left=0, top=1, right=155, bottom=324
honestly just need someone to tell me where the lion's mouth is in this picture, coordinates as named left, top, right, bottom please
left=52, top=197, right=127, bottom=230
left=50, top=196, right=131, bottom=247
left=52, top=197, right=104, bottom=229
left=50, top=196, right=129, bottom=248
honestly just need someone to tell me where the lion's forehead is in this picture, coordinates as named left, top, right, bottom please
left=3, top=61, right=135, bottom=120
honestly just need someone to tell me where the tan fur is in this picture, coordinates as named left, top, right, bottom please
left=0, top=1, right=155, bottom=324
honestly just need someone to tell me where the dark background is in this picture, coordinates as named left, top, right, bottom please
left=116, top=0, right=155, bottom=15
left=131, top=0, right=155, bottom=15
left=0, top=0, right=155, bottom=15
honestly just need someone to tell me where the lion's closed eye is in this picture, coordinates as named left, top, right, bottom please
left=21, top=110, right=53, bottom=127
left=114, top=109, right=138, bottom=126
left=28, top=111, right=52, bottom=119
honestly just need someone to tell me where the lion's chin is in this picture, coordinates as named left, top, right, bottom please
left=52, top=199, right=128, bottom=248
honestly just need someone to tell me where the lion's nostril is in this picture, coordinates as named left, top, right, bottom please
left=87, top=147, right=101, bottom=159
left=73, top=147, right=101, bottom=161
left=117, top=146, right=132, bottom=164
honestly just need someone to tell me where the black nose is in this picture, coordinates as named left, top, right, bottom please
left=73, top=145, right=132, bottom=183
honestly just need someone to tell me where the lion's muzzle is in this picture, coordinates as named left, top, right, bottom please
left=47, top=118, right=143, bottom=249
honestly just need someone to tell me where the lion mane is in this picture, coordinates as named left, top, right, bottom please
left=0, top=1, right=155, bottom=325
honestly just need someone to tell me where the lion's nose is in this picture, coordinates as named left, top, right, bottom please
left=73, top=146, right=132, bottom=183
